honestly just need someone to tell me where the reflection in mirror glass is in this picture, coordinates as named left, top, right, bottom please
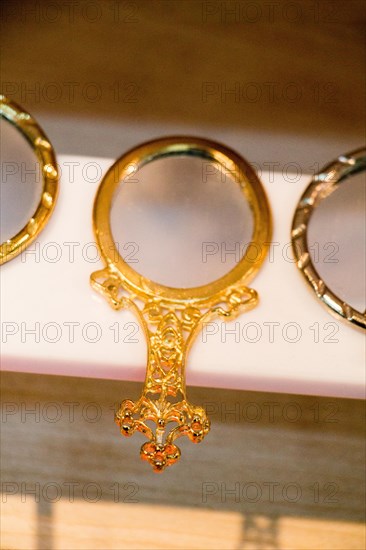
left=111, top=155, right=254, bottom=288
left=308, top=171, right=366, bottom=311
left=0, top=118, right=43, bottom=243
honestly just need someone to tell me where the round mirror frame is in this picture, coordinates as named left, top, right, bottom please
left=0, top=96, right=59, bottom=265
left=93, top=136, right=272, bottom=305
left=291, top=147, right=366, bottom=330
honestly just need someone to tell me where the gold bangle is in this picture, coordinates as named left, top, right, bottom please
left=291, top=147, right=366, bottom=330
left=0, top=96, right=59, bottom=265
left=91, top=136, right=272, bottom=472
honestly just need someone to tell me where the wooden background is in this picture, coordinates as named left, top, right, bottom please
left=2, top=0, right=365, bottom=165
left=1, top=371, right=365, bottom=549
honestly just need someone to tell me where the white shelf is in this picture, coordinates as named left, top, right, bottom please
left=1, top=155, right=364, bottom=399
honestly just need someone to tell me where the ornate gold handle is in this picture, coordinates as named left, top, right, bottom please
left=91, top=267, right=258, bottom=472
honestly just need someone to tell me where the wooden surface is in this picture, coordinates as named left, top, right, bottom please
left=1, top=371, right=365, bottom=549
left=2, top=0, right=365, bottom=165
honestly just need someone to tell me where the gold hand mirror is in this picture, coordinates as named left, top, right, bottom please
left=91, top=137, right=271, bottom=472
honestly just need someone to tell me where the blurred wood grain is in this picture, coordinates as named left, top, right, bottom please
left=2, top=0, right=365, bottom=164
left=1, top=371, right=365, bottom=549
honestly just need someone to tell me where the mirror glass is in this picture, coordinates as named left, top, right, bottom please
left=0, top=118, right=43, bottom=243
left=308, top=170, right=366, bottom=311
left=110, top=155, right=254, bottom=288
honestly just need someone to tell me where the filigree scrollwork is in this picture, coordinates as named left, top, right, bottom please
left=115, top=397, right=210, bottom=472
left=91, top=267, right=258, bottom=472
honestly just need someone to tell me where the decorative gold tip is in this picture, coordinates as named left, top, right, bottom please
left=115, top=397, right=210, bottom=472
